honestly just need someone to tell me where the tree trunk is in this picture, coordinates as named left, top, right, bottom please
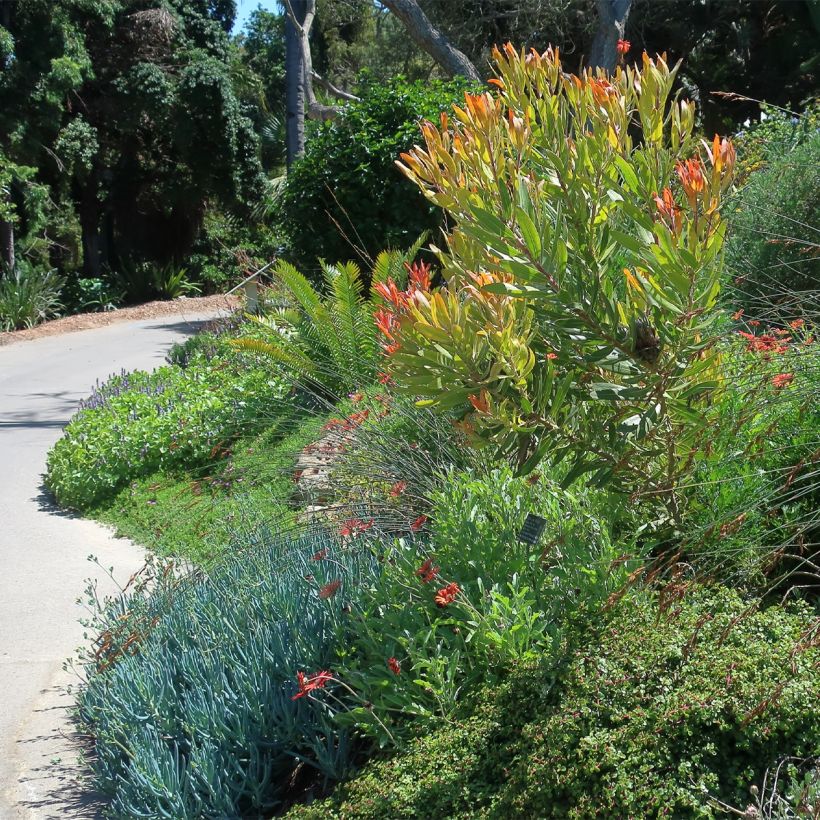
left=285, top=0, right=307, bottom=167
left=0, top=218, right=14, bottom=273
left=589, top=0, right=632, bottom=72
left=380, top=0, right=481, bottom=81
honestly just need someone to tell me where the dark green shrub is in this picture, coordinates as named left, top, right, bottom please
left=77, top=532, right=379, bottom=818
left=278, top=75, right=474, bottom=274
left=45, top=335, right=290, bottom=509
left=287, top=587, right=820, bottom=819
left=726, top=129, right=819, bottom=312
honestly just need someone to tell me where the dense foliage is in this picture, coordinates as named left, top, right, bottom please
left=278, top=76, right=473, bottom=273
left=45, top=327, right=288, bottom=509
left=288, top=588, right=820, bottom=819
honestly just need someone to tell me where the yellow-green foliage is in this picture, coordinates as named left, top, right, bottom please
left=381, top=47, right=737, bottom=521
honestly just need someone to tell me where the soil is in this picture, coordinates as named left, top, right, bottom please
left=0, top=294, right=242, bottom=346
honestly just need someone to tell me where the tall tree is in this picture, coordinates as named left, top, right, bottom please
left=285, top=0, right=307, bottom=165
left=589, top=0, right=632, bottom=71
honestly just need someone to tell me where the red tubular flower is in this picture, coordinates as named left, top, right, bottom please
left=416, top=556, right=440, bottom=583
left=374, top=307, right=397, bottom=340
left=771, top=373, right=794, bottom=389
left=387, top=657, right=401, bottom=675
left=434, top=582, right=460, bottom=608
left=382, top=340, right=401, bottom=356
left=389, top=480, right=407, bottom=498
left=318, top=579, right=342, bottom=599
left=312, top=549, right=328, bottom=561
left=377, top=372, right=393, bottom=385
left=790, top=318, right=805, bottom=330
left=411, top=514, right=428, bottom=533
left=405, top=260, right=432, bottom=292
left=545, top=352, right=558, bottom=361
left=732, top=309, right=744, bottom=321
left=292, top=670, right=333, bottom=700
left=616, top=38, right=631, bottom=55
left=374, top=279, right=407, bottom=309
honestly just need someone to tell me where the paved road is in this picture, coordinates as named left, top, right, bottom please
left=0, top=312, right=224, bottom=818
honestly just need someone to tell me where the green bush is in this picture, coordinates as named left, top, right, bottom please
left=0, top=262, right=63, bottom=330
left=726, top=128, right=820, bottom=311
left=288, top=587, right=820, bottom=819
left=77, top=532, right=379, bottom=818
left=45, top=336, right=289, bottom=509
left=278, top=75, right=474, bottom=274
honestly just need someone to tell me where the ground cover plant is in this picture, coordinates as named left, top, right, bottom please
left=62, top=41, right=820, bottom=820
left=45, top=322, right=290, bottom=510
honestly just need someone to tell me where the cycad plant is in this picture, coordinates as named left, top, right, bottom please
left=232, top=237, right=426, bottom=397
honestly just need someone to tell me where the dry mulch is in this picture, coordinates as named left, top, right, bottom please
left=0, top=294, right=242, bottom=347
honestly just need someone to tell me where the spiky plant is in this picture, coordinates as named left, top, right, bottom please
left=232, top=236, right=426, bottom=397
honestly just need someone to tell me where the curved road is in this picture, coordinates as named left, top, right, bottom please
left=0, top=311, right=224, bottom=818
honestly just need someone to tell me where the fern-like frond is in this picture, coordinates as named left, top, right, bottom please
left=229, top=337, right=315, bottom=376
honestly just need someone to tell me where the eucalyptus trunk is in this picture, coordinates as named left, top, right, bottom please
left=285, top=0, right=306, bottom=167
left=589, top=0, right=632, bottom=72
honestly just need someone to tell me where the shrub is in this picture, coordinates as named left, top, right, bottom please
left=231, top=242, right=423, bottom=397
left=278, top=75, right=473, bottom=273
left=77, top=533, right=379, bottom=818
left=0, top=262, right=63, bottom=330
left=45, top=336, right=289, bottom=509
left=385, top=47, right=736, bottom=526
left=288, top=587, right=820, bottom=819
left=725, top=130, right=820, bottom=313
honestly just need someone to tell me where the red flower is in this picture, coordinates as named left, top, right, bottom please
left=323, top=418, right=344, bottom=431
left=405, top=260, right=432, bottom=292
left=387, top=657, right=401, bottom=675
left=434, top=582, right=460, bottom=608
left=416, top=556, right=440, bottom=584
left=292, top=670, right=333, bottom=700
left=374, top=279, right=407, bottom=309
left=748, top=320, right=760, bottom=327
left=389, top=480, right=407, bottom=497
left=382, top=340, right=400, bottom=356
left=348, top=392, right=364, bottom=402
left=377, top=371, right=393, bottom=385
left=545, top=351, right=558, bottom=361
left=374, top=307, right=397, bottom=339
left=346, top=409, right=370, bottom=428
left=319, top=579, right=341, bottom=599
left=312, top=549, right=328, bottom=561
left=732, top=309, right=744, bottom=321
left=411, top=514, right=428, bottom=532
left=771, top=373, right=794, bottom=389
left=616, top=38, right=631, bottom=55
left=790, top=318, right=805, bottom=330
left=340, top=518, right=375, bottom=538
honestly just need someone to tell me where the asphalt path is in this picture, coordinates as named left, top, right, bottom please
left=0, top=312, right=223, bottom=818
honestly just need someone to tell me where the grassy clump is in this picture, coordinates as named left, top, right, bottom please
left=288, top=587, right=820, bottom=819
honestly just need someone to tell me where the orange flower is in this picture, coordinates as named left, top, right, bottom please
left=771, top=373, right=794, bottom=389
left=732, top=309, right=744, bottom=321
left=348, top=392, right=364, bottom=402
left=377, top=371, right=393, bottom=385
left=318, top=579, right=341, bottom=599
left=292, top=670, right=333, bottom=700
left=616, top=39, right=631, bottom=55
left=416, top=556, right=440, bottom=583
left=434, top=582, right=460, bottom=607
left=411, top=514, right=428, bottom=532
left=387, top=657, right=401, bottom=675
left=545, top=351, right=558, bottom=361
left=790, top=318, right=805, bottom=329
left=676, top=157, right=706, bottom=207
left=653, top=188, right=682, bottom=235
